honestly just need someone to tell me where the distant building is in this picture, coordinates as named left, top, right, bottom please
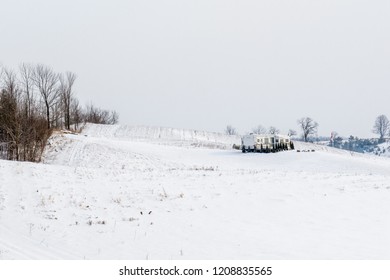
left=241, top=134, right=293, bottom=153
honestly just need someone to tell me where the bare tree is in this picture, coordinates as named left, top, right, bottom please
left=84, top=103, right=119, bottom=125
left=19, top=64, right=36, bottom=160
left=70, top=98, right=82, bottom=130
left=372, top=114, right=390, bottom=143
left=330, top=131, right=338, bottom=146
left=19, top=63, right=35, bottom=118
left=84, top=103, right=104, bottom=124
left=52, top=101, right=63, bottom=128
left=225, top=125, right=237, bottom=135
left=252, top=125, right=266, bottom=134
left=33, top=64, right=60, bottom=129
left=268, top=126, right=280, bottom=135
left=110, top=110, right=119, bottom=124
left=1, top=62, right=119, bottom=162
left=288, top=129, right=297, bottom=137
left=0, top=68, right=23, bottom=160
left=297, top=117, right=318, bottom=142
left=59, top=72, right=76, bottom=130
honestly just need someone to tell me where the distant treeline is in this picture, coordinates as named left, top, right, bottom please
left=0, top=63, right=118, bottom=162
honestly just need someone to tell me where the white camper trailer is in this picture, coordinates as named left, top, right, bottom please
left=241, top=134, right=294, bottom=153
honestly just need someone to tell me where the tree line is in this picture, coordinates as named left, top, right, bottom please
left=225, top=114, right=390, bottom=147
left=372, top=114, right=390, bottom=143
left=0, top=63, right=118, bottom=162
left=225, top=116, right=318, bottom=142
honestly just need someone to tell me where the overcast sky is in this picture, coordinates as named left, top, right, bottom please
left=1, top=0, right=389, bottom=137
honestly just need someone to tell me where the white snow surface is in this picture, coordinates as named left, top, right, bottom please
left=1, top=123, right=390, bottom=259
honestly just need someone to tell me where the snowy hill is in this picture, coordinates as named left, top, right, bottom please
left=1, top=124, right=390, bottom=259
left=81, top=123, right=241, bottom=149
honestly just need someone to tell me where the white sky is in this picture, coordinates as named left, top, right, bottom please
left=1, top=0, right=389, bottom=137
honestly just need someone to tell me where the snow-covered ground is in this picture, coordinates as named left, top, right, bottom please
left=1, top=123, right=390, bottom=259
left=372, top=141, right=390, bottom=158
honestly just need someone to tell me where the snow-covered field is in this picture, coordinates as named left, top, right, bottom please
left=0, top=124, right=390, bottom=259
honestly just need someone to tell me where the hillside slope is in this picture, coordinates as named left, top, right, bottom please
left=1, top=124, right=390, bottom=259
left=80, top=123, right=241, bottom=149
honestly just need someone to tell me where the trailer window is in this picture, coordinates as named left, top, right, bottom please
left=265, top=138, right=269, bottom=144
